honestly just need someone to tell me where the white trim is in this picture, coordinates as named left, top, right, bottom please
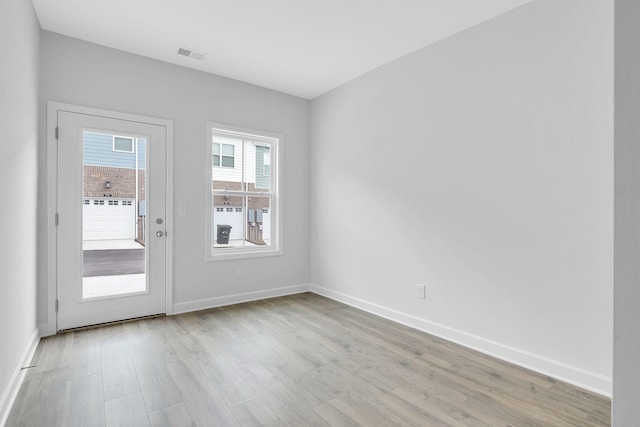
left=46, top=102, right=175, bottom=330
left=204, top=121, right=283, bottom=262
left=38, top=322, right=56, bottom=338
left=164, top=121, right=174, bottom=315
left=309, top=284, right=612, bottom=398
left=208, top=123, right=278, bottom=144
left=0, top=329, right=39, bottom=427
left=46, top=102, right=59, bottom=335
left=172, top=284, right=310, bottom=315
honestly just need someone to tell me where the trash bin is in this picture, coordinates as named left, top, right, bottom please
left=216, top=224, right=232, bottom=244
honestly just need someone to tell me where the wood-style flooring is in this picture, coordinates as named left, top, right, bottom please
left=7, top=293, right=611, bottom=426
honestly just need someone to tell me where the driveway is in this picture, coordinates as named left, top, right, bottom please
left=83, top=249, right=145, bottom=277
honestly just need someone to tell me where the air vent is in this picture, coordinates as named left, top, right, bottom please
left=177, top=47, right=206, bottom=61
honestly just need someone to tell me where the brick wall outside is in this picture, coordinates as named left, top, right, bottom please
left=84, top=165, right=146, bottom=243
left=212, top=180, right=269, bottom=210
left=84, top=165, right=145, bottom=200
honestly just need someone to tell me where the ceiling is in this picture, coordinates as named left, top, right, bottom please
left=32, top=0, right=532, bottom=99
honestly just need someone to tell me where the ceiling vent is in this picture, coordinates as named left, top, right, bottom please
left=177, top=47, right=205, bottom=61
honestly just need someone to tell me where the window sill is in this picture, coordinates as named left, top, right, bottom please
left=206, top=247, right=282, bottom=262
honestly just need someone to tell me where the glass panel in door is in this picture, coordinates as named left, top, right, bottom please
left=81, top=131, right=147, bottom=299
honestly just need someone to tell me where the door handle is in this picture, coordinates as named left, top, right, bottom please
left=156, top=231, right=165, bottom=237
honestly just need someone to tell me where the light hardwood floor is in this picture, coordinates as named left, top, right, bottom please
left=7, top=293, right=610, bottom=426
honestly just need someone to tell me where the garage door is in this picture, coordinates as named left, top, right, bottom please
left=212, top=206, right=272, bottom=243
left=83, top=198, right=135, bottom=240
left=213, top=206, right=243, bottom=240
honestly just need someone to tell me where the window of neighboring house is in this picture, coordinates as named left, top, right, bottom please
left=207, top=122, right=281, bottom=261
left=263, top=150, right=271, bottom=176
left=213, top=143, right=235, bottom=168
left=83, top=200, right=90, bottom=205
left=113, top=136, right=134, bottom=153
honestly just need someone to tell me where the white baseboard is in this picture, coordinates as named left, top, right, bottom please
left=309, top=284, right=612, bottom=397
left=38, top=322, right=56, bottom=338
left=0, top=329, right=40, bottom=427
left=172, top=283, right=311, bottom=315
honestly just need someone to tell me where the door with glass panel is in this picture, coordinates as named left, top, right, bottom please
left=56, top=111, right=167, bottom=330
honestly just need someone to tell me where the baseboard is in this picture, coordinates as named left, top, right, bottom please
left=309, top=284, right=612, bottom=397
left=38, top=322, right=56, bottom=338
left=0, top=329, right=40, bottom=427
left=172, top=283, right=311, bottom=315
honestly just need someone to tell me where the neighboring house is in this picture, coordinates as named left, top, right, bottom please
left=82, top=131, right=146, bottom=242
left=211, top=134, right=271, bottom=243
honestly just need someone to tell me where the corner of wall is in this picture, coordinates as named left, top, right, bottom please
left=0, top=329, right=40, bottom=427
left=172, top=283, right=312, bottom=315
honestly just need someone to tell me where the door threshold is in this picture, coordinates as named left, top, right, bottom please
left=57, top=313, right=165, bottom=333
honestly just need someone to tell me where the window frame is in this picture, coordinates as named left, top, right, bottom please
left=205, top=122, right=282, bottom=261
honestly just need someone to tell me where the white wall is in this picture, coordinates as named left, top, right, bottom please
left=0, top=0, right=40, bottom=421
left=614, top=0, right=640, bottom=423
left=38, top=32, right=310, bottom=324
left=310, top=0, right=613, bottom=395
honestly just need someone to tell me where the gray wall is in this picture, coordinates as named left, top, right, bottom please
left=0, top=0, right=40, bottom=419
left=614, top=0, right=640, bottom=423
left=310, top=0, right=613, bottom=395
left=11, top=0, right=632, bottom=419
left=38, top=32, right=310, bottom=327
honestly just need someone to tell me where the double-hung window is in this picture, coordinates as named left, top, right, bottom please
left=206, top=123, right=281, bottom=260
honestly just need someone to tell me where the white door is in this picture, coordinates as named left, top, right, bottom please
left=57, top=111, right=167, bottom=330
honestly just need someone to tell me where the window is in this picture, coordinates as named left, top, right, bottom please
left=113, top=136, right=134, bottom=153
left=93, top=200, right=104, bottom=205
left=108, top=200, right=119, bottom=206
left=213, top=143, right=235, bottom=168
left=263, top=150, right=271, bottom=176
left=207, top=122, right=280, bottom=260
left=83, top=200, right=90, bottom=205
left=122, top=200, right=132, bottom=206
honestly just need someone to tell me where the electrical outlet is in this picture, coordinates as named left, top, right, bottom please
left=416, top=284, right=426, bottom=299
left=237, top=267, right=245, bottom=279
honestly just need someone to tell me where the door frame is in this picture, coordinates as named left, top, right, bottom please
left=44, top=102, right=174, bottom=336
